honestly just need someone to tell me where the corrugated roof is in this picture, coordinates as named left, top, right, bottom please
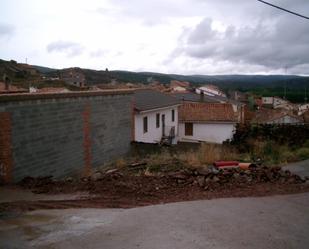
left=179, top=102, right=237, bottom=123
left=134, top=89, right=180, bottom=112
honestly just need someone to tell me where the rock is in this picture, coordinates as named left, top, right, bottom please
left=233, top=173, right=240, bottom=179
left=177, top=179, right=186, bottom=184
left=65, top=177, right=73, bottom=183
left=169, top=172, right=188, bottom=180
left=105, top=169, right=119, bottom=175
left=205, top=177, right=212, bottom=184
left=212, top=176, right=220, bottom=183
left=91, top=171, right=104, bottom=181
left=196, top=168, right=210, bottom=176
left=196, top=176, right=205, bottom=187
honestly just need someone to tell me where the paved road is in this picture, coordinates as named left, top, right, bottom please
left=282, top=159, right=309, bottom=179
left=1, top=193, right=309, bottom=249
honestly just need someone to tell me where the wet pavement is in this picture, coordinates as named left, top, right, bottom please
left=0, top=186, right=90, bottom=203
left=1, top=193, right=309, bottom=249
left=282, top=159, right=309, bottom=180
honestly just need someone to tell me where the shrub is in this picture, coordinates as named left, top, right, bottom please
left=296, top=148, right=309, bottom=160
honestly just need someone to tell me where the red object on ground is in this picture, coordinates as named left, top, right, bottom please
left=214, top=161, right=240, bottom=167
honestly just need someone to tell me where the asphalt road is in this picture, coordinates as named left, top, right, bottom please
left=1, top=193, right=309, bottom=249
left=282, top=159, right=309, bottom=180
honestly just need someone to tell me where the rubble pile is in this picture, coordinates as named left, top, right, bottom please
left=168, top=166, right=306, bottom=190
left=18, top=165, right=307, bottom=195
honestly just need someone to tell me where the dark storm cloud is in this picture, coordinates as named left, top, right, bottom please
left=176, top=13, right=309, bottom=70
left=47, top=41, right=84, bottom=57
left=0, top=23, right=15, bottom=38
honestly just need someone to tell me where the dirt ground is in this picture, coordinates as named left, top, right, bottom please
left=1, top=165, right=309, bottom=213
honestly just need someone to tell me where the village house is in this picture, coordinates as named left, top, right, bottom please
left=60, top=68, right=86, bottom=88
left=195, top=84, right=226, bottom=97
left=0, top=81, right=28, bottom=94
left=133, top=89, right=181, bottom=144
left=169, top=80, right=190, bottom=93
left=172, top=92, right=245, bottom=123
left=298, top=103, right=309, bottom=115
left=252, top=108, right=304, bottom=124
left=261, top=96, right=296, bottom=110
left=178, top=102, right=237, bottom=144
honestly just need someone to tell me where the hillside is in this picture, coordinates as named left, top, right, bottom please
left=1, top=59, right=308, bottom=102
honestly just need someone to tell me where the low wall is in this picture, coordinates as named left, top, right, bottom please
left=0, top=90, right=133, bottom=183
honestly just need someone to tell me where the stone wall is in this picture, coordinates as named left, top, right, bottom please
left=0, top=90, right=133, bottom=183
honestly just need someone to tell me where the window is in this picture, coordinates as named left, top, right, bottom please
left=156, top=113, right=160, bottom=128
left=143, top=116, right=148, bottom=133
left=185, top=122, right=193, bottom=136
left=172, top=109, right=175, bottom=122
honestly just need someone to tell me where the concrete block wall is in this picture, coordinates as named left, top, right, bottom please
left=0, top=90, right=133, bottom=183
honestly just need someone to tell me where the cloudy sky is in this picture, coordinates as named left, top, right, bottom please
left=1, top=0, right=309, bottom=75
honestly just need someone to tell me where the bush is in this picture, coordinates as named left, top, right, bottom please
left=296, top=148, right=309, bottom=160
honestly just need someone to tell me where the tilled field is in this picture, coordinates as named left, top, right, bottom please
left=1, top=166, right=308, bottom=212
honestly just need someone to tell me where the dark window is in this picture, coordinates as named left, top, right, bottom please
left=143, top=116, right=148, bottom=133
left=172, top=109, right=175, bottom=122
left=156, top=113, right=160, bottom=128
left=185, top=122, right=193, bottom=136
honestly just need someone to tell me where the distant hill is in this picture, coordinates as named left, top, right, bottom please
left=2, top=58, right=309, bottom=102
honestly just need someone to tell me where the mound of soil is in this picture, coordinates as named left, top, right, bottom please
left=1, top=166, right=308, bottom=212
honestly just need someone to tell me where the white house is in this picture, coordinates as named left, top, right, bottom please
left=178, top=102, right=237, bottom=144
left=298, top=103, right=309, bottom=115
left=195, top=84, right=226, bottom=97
left=133, top=89, right=181, bottom=144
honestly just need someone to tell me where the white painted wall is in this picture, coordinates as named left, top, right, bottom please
left=134, top=106, right=179, bottom=144
left=178, top=122, right=235, bottom=144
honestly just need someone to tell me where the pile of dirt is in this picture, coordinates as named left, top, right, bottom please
left=1, top=166, right=308, bottom=212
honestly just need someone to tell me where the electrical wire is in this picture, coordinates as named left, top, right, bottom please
left=257, top=0, right=309, bottom=20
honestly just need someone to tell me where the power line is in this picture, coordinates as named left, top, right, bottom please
left=257, top=0, right=309, bottom=20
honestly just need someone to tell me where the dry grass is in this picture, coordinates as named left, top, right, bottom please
left=178, top=143, right=239, bottom=167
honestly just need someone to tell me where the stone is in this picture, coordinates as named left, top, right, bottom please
left=65, top=177, right=73, bottom=183
left=105, top=169, right=119, bottom=175
left=196, top=168, right=210, bottom=176
left=212, top=176, right=220, bottom=183
left=91, top=171, right=104, bottom=181
left=197, top=176, right=205, bottom=187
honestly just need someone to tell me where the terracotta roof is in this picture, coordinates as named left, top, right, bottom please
left=0, top=82, right=27, bottom=93
left=179, top=102, right=237, bottom=123
left=252, top=108, right=303, bottom=123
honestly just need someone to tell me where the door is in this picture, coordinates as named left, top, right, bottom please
left=161, top=114, right=165, bottom=136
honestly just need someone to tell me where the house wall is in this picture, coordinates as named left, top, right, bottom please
left=178, top=122, right=235, bottom=144
left=0, top=91, right=133, bottom=183
left=134, top=106, right=178, bottom=144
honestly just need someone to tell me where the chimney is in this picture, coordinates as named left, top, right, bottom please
left=200, top=90, right=204, bottom=102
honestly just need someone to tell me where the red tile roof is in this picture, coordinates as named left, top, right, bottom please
left=252, top=108, right=303, bottom=123
left=179, top=102, right=237, bottom=123
left=0, top=82, right=27, bottom=93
